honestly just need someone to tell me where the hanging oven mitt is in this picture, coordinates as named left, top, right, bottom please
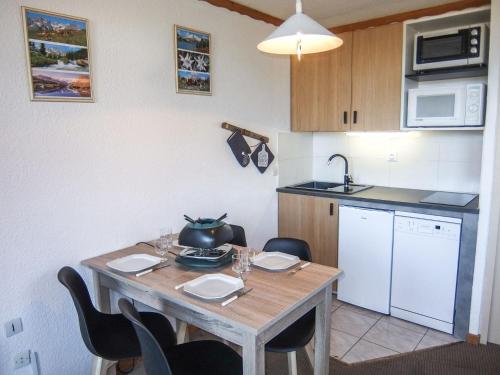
left=227, top=130, right=251, bottom=167
left=251, top=142, right=274, bottom=174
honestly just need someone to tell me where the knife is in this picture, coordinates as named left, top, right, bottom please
left=221, top=287, right=253, bottom=307
left=136, top=262, right=170, bottom=277
left=288, top=262, right=311, bottom=275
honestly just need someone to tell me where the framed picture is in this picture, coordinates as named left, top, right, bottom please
left=21, top=7, right=94, bottom=102
left=174, top=25, right=211, bottom=95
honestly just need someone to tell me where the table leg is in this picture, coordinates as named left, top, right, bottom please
left=91, top=271, right=113, bottom=375
left=242, top=333, right=265, bottom=375
left=176, top=320, right=189, bottom=344
left=314, top=284, right=332, bottom=375
left=305, top=337, right=315, bottom=367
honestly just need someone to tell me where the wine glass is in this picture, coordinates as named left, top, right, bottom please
left=247, top=247, right=261, bottom=269
left=154, top=237, right=168, bottom=263
left=232, top=254, right=249, bottom=281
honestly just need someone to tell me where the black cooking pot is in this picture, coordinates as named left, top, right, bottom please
left=178, top=215, right=234, bottom=249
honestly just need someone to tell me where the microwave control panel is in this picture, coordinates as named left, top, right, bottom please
left=465, top=84, right=486, bottom=126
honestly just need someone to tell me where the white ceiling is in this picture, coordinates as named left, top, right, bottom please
left=235, top=0, right=458, bottom=27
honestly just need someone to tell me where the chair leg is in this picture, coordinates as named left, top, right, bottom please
left=176, top=320, right=189, bottom=344
left=105, top=362, right=116, bottom=375
left=287, top=351, right=298, bottom=375
left=305, top=336, right=315, bottom=368
left=91, top=357, right=116, bottom=375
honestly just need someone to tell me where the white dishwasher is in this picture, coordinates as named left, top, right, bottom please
left=338, top=206, right=394, bottom=314
left=391, top=212, right=462, bottom=334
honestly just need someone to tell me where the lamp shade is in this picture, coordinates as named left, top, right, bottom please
left=257, top=7, right=343, bottom=55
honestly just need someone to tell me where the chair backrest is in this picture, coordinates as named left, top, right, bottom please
left=119, top=299, right=173, bottom=375
left=263, top=238, right=312, bottom=262
left=229, top=224, right=247, bottom=247
left=57, top=266, right=101, bottom=356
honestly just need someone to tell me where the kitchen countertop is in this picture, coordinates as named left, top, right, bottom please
left=277, top=185, right=480, bottom=214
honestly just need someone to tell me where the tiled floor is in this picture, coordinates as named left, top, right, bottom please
left=330, top=296, right=461, bottom=364
left=126, top=295, right=462, bottom=374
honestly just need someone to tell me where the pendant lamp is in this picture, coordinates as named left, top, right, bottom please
left=257, top=0, right=343, bottom=59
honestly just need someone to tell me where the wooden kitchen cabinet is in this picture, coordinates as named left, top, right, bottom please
left=351, top=23, right=403, bottom=131
left=278, top=193, right=338, bottom=268
left=291, top=31, right=352, bottom=132
left=291, top=23, right=403, bottom=132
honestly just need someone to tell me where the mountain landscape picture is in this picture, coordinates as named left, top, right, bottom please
left=177, top=70, right=210, bottom=93
left=31, top=69, right=91, bottom=98
left=26, top=10, right=87, bottom=46
left=29, top=41, right=89, bottom=72
left=176, top=27, right=210, bottom=54
left=22, top=7, right=93, bottom=101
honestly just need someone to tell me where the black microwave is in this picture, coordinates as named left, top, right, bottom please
left=413, top=24, right=488, bottom=71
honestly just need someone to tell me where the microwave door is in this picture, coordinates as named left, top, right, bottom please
left=407, top=88, right=466, bottom=127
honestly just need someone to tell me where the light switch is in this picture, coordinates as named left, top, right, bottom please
left=4, top=318, right=23, bottom=338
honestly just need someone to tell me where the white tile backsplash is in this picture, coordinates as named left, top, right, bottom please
left=351, top=157, right=391, bottom=187
left=388, top=160, right=440, bottom=191
left=278, top=132, right=314, bottom=160
left=437, top=161, right=482, bottom=193
left=278, top=157, right=314, bottom=187
left=312, top=131, right=482, bottom=193
left=278, top=132, right=313, bottom=186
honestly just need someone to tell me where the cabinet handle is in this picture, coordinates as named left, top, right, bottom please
left=330, top=203, right=334, bottom=216
left=353, top=111, right=358, bottom=124
left=343, top=111, right=348, bottom=124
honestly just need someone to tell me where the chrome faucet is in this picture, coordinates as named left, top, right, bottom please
left=327, top=153, right=353, bottom=187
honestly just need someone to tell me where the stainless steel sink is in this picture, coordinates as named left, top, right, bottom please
left=287, top=181, right=373, bottom=195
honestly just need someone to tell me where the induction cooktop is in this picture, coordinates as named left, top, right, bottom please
left=420, top=192, right=478, bottom=207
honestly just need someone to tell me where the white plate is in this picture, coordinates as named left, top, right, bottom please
left=183, top=274, right=244, bottom=300
left=252, top=252, right=300, bottom=271
left=106, top=254, right=161, bottom=273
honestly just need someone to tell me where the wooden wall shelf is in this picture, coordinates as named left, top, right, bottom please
left=221, top=122, right=269, bottom=143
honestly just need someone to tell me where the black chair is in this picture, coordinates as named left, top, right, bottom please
left=118, top=298, right=243, bottom=375
left=57, top=266, right=176, bottom=362
left=263, top=238, right=316, bottom=374
left=229, top=224, right=247, bottom=247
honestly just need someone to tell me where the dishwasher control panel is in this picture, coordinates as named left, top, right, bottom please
left=395, top=218, right=461, bottom=240
left=395, top=211, right=462, bottom=240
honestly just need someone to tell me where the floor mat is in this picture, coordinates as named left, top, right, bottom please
left=265, top=342, right=500, bottom=375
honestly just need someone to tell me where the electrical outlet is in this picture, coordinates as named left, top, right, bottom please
left=14, top=350, right=31, bottom=370
left=4, top=318, right=23, bottom=338
left=388, top=152, right=398, bottom=162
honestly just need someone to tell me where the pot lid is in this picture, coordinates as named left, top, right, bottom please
left=186, top=218, right=226, bottom=230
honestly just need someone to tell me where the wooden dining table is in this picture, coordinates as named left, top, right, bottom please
left=82, top=242, right=342, bottom=375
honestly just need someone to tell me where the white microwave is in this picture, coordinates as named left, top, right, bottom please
left=407, top=83, right=486, bottom=128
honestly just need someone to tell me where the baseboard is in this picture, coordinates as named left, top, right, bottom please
left=466, top=333, right=481, bottom=345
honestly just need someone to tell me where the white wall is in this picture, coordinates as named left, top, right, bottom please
left=469, top=0, right=500, bottom=344
left=0, top=0, right=289, bottom=374
left=312, top=132, right=483, bottom=192
left=488, top=218, right=500, bottom=344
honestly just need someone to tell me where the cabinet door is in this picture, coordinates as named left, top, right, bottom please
left=312, top=196, right=339, bottom=267
left=291, top=32, right=353, bottom=132
left=351, top=23, right=403, bottom=131
left=278, top=193, right=338, bottom=267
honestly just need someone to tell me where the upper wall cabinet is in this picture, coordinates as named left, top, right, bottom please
left=351, top=23, right=403, bottom=131
left=291, top=31, right=352, bottom=132
left=291, top=24, right=403, bottom=132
